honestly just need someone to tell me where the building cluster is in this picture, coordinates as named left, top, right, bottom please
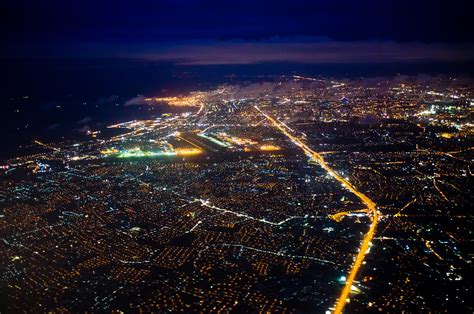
left=0, top=75, right=472, bottom=312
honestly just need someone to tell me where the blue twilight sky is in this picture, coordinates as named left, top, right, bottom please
left=1, top=0, right=473, bottom=64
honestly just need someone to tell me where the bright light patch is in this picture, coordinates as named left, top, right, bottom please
left=198, top=133, right=232, bottom=147
left=117, top=148, right=177, bottom=158
left=260, top=144, right=281, bottom=151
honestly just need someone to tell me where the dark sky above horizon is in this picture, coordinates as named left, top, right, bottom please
left=1, top=0, right=473, bottom=64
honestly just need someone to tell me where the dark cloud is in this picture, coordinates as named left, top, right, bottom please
left=77, top=116, right=92, bottom=124
left=4, top=38, right=473, bottom=65
left=124, top=96, right=146, bottom=106
left=47, top=123, right=60, bottom=130
left=96, top=95, right=119, bottom=105
left=133, top=40, right=474, bottom=65
left=77, top=125, right=91, bottom=133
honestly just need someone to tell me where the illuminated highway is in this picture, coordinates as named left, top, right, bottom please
left=255, top=106, right=380, bottom=314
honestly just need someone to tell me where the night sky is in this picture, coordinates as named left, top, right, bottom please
left=1, top=0, right=473, bottom=64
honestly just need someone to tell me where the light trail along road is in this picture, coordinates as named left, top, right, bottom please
left=255, top=106, right=380, bottom=314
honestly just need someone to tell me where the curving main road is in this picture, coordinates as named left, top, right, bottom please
left=255, top=106, right=379, bottom=314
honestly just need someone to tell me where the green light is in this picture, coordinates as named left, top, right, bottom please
left=117, top=148, right=177, bottom=158
left=198, top=133, right=231, bottom=147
